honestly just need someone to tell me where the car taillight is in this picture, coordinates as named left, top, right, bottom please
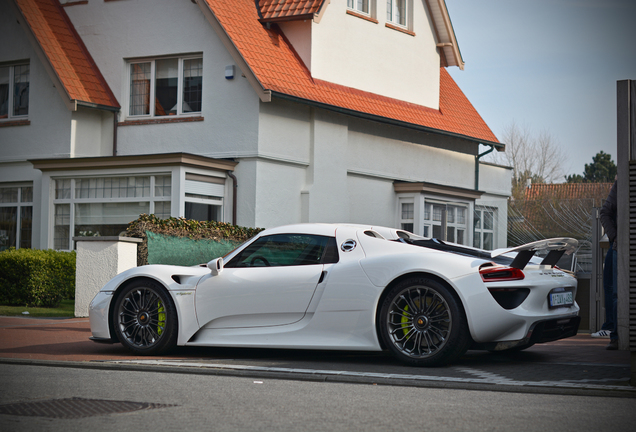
left=480, top=266, right=525, bottom=282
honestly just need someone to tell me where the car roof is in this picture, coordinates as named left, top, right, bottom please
left=260, top=223, right=374, bottom=237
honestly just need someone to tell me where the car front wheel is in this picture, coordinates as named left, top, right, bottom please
left=112, top=280, right=178, bottom=355
left=379, top=277, right=471, bottom=366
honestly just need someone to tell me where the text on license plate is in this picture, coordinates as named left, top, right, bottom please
left=549, top=291, right=573, bottom=308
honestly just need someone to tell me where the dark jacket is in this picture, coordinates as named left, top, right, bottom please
left=600, top=180, right=617, bottom=245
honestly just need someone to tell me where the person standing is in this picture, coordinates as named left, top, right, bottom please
left=591, top=242, right=615, bottom=338
left=599, top=179, right=618, bottom=350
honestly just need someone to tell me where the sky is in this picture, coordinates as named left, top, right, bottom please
left=445, top=0, right=636, bottom=180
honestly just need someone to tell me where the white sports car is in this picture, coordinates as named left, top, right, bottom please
left=89, top=223, right=580, bottom=366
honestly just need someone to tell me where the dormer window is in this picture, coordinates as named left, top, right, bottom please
left=387, top=0, right=407, bottom=27
left=348, top=0, right=370, bottom=15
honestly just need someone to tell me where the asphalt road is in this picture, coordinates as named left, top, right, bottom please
left=1, top=363, right=635, bottom=432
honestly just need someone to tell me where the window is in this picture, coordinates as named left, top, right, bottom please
left=128, top=56, right=202, bottom=118
left=387, top=0, right=407, bottom=26
left=226, top=234, right=337, bottom=268
left=348, top=0, right=370, bottom=15
left=474, top=207, right=496, bottom=250
left=184, top=174, right=225, bottom=222
left=423, top=201, right=468, bottom=244
left=0, top=63, right=29, bottom=120
left=53, top=175, right=171, bottom=250
left=399, top=201, right=414, bottom=233
left=0, top=185, right=33, bottom=250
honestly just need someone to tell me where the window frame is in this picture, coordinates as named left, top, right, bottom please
left=0, top=183, right=33, bottom=250
left=386, top=0, right=409, bottom=28
left=347, top=0, right=374, bottom=17
left=0, top=62, right=30, bottom=121
left=125, top=55, right=203, bottom=120
left=473, top=206, right=496, bottom=250
left=422, top=200, right=468, bottom=245
left=52, top=174, right=172, bottom=250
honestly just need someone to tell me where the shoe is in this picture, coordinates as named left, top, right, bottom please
left=606, top=340, right=618, bottom=350
left=591, top=330, right=611, bottom=338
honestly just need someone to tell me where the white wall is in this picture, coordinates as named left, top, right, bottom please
left=0, top=1, right=74, bottom=162
left=309, top=0, right=441, bottom=108
left=65, top=0, right=261, bottom=160
left=71, top=108, right=114, bottom=157
left=253, top=98, right=511, bottom=237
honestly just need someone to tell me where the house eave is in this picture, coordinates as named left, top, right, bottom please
left=270, top=91, right=504, bottom=150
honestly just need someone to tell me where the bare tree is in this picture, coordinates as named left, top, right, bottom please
left=488, top=121, right=567, bottom=199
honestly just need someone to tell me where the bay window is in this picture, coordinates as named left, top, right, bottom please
left=0, top=185, right=32, bottom=250
left=422, top=202, right=467, bottom=244
left=474, top=207, right=496, bottom=250
left=53, top=175, right=171, bottom=250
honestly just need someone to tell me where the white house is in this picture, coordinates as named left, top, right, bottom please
left=0, top=0, right=512, bottom=252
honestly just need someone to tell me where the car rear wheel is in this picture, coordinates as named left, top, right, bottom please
left=379, top=277, right=471, bottom=366
left=112, top=280, right=178, bottom=355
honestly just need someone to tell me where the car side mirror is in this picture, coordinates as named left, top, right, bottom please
left=207, top=257, right=224, bottom=276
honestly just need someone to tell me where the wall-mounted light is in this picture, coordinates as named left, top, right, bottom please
left=225, top=65, right=235, bottom=80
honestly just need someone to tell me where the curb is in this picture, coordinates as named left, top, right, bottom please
left=2, top=357, right=634, bottom=399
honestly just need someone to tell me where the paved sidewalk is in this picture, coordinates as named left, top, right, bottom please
left=0, top=316, right=633, bottom=396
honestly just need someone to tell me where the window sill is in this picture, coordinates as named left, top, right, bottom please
left=346, top=10, right=379, bottom=24
left=385, top=23, right=415, bottom=36
left=0, top=119, right=30, bottom=128
left=60, top=1, right=88, bottom=6
left=119, top=116, right=204, bottom=127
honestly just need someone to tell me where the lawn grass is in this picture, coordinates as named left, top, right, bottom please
left=0, top=299, right=75, bottom=318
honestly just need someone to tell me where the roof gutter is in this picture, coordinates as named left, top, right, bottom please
left=271, top=91, right=504, bottom=150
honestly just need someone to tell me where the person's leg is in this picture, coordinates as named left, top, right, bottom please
left=601, top=245, right=614, bottom=330
left=607, top=246, right=619, bottom=349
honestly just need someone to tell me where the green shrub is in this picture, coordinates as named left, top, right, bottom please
left=125, top=214, right=263, bottom=265
left=0, top=248, right=76, bottom=307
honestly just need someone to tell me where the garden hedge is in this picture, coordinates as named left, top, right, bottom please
left=124, top=214, right=263, bottom=266
left=0, top=248, right=76, bottom=307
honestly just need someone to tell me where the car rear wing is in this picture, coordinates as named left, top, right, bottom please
left=490, top=238, right=579, bottom=270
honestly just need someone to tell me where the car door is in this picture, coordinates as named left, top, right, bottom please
left=194, top=233, right=333, bottom=329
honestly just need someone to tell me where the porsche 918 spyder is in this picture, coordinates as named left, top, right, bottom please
left=89, top=223, right=580, bottom=366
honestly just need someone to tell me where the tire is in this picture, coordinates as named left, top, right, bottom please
left=112, top=280, right=178, bottom=355
left=379, top=277, right=471, bottom=366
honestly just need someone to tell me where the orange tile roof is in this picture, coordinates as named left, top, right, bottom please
left=258, top=0, right=325, bottom=21
left=204, top=0, right=499, bottom=145
left=14, top=0, right=119, bottom=109
left=524, top=182, right=613, bottom=203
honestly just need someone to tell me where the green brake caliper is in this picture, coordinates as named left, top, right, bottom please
left=401, top=305, right=410, bottom=336
left=157, top=301, right=165, bottom=336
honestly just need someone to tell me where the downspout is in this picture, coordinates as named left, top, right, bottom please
left=475, top=144, right=494, bottom=190
left=113, top=111, right=119, bottom=156
left=227, top=170, right=238, bottom=225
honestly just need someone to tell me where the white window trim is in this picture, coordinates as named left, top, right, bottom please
left=398, top=197, right=415, bottom=233
left=386, top=0, right=411, bottom=29
left=347, top=0, right=376, bottom=18
left=51, top=173, right=172, bottom=250
left=474, top=206, right=497, bottom=250
left=0, top=61, right=30, bottom=121
left=125, top=54, right=202, bottom=120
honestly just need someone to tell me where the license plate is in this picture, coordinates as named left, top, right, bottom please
left=549, top=291, right=573, bottom=308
